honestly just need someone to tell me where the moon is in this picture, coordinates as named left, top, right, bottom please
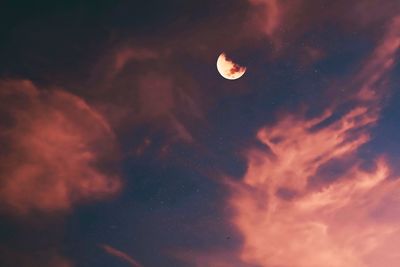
left=216, top=53, right=246, bottom=80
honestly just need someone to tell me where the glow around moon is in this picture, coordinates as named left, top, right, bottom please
left=216, top=53, right=246, bottom=80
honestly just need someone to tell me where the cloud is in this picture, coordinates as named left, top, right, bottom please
left=0, top=80, right=121, bottom=215
left=94, top=46, right=158, bottom=81
left=231, top=157, right=400, bottom=267
left=228, top=16, right=400, bottom=267
left=298, top=46, right=325, bottom=67
left=247, top=0, right=288, bottom=43
left=173, top=249, right=253, bottom=267
left=0, top=246, right=73, bottom=267
left=100, top=244, right=143, bottom=267
left=135, top=73, right=198, bottom=143
left=249, top=0, right=281, bottom=37
left=89, top=43, right=203, bottom=148
left=247, top=0, right=400, bottom=51
left=353, top=16, right=400, bottom=101
left=229, top=107, right=381, bottom=266
left=113, top=47, right=158, bottom=75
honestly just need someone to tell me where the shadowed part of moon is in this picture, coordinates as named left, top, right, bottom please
left=216, top=53, right=246, bottom=80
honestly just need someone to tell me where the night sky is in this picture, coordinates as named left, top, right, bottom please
left=1, top=1, right=400, bottom=267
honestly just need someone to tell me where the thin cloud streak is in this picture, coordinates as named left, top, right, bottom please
left=100, top=244, right=144, bottom=267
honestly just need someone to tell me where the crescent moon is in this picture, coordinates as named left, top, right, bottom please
left=216, top=53, right=246, bottom=80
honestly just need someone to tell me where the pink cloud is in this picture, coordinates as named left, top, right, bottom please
left=231, top=156, right=400, bottom=267
left=227, top=16, right=400, bottom=267
left=0, top=80, right=121, bottom=215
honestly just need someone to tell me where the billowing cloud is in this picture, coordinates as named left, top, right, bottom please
left=0, top=80, right=121, bottom=215
left=228, top=16, right=400, bottom=267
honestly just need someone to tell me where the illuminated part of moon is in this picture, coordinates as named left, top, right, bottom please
left=216, top=53, right=246, bottom=80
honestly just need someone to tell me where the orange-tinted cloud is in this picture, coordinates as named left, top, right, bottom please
left=228, top=16, right=400, bottom=267
left=0, top=80, right=121, bottom=215
left=101, top=244, right=143, bottom=267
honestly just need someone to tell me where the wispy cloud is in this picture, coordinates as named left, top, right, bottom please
left=100, top=244, right=143, bottom=267
left=228, top=16, right=400, bottom=267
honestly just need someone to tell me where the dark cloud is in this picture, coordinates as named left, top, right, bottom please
left=247, top=0, right=400, bottom=48
left=0, top=247, right=72, bottom=267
